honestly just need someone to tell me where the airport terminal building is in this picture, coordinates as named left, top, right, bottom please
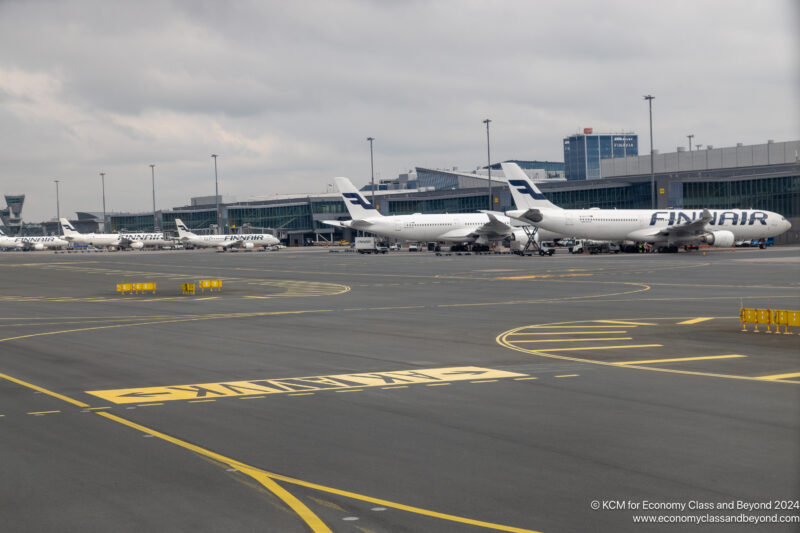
left=51, top=139, right=798, bottom=246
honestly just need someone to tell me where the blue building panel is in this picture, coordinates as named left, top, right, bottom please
left=563, top=133, right=638, bottom=180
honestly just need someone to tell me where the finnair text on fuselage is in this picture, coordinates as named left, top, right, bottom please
left=648, top=210, right=767, bottom=226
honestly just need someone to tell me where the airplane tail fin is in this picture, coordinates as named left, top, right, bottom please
left=60, top=218, right=79, bottom=236
left=334, top=177, right=381, bottom=220
left=173, top=219, right=196, bottom=239
left=501, top=163, right=560, bottom=211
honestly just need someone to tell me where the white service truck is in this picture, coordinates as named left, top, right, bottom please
left=355, top=237, right=388, bottom=254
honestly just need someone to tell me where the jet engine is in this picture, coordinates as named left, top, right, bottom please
left=700, top=230, right=735, bottom=247
left=129, top=241, right=145, bottom=250
left=243, top=242, right=255, bottom=249
left=509, top=228, right=536, bottom=252
left=33, top=243, right=45, bottom=251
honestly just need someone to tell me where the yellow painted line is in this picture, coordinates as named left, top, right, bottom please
left=239, top=396, right=266, bottom=400
left=612, top=355, right=746, bottom=366
left=368, top=305, right=426, bottom=311
left=514, top=377, right=538, bottom=381
left=471, top=380, right=498, bottom=383
left=188, top=399, right=217, bottom=403
left=530, top=344, right=662, bottom=352
left=507, top=331, right=627, bottom=335
left=381, top=385, right=408, bottom=389
left=86, top=406, right=112, bottom=410
left=497, top=273, right=593, bottom=280
left=86, top=366, right=526, bottom=404
left=510, top=337, right=633, bottom=343
left=426, top=383, right=451, bottom=387
left=593, top=320, right=657, bottom=326
left=288, top=393, right=315, bottom=397
left=522, top=325, right=633, bottom=329
left=497, top=319, right=800, bottom=385
left=309, top=496, right=345, bottom=512
left=97, top=412, right=540, bottom=533
left=136, top=403, right=163, bottom=407
left=336, top=389, right=363, bottom=393
left=554, top=375, right=579, bottom=378
left=27, top=410, right=61, bottom=415
left=758, top=372, right=800, bottom=381
left=0, top=372, right=89, bottom=408
left=677, top=317, right=715, bottom=325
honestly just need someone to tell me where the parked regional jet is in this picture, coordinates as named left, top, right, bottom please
left=501, top=163, right=792, bottom=251
left=174, top=219, right=280, bottom=249
left=322, top=176, right=561, bottom=247
left=0, top=228, right=23, bottom=249
left=60, top=218, right=174, bottom=249
left=0, top=227, right=69, bottom=250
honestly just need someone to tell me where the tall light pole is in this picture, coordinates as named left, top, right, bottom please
left=211, top=154, right=219, bottom=234
left=100, top=172, right=106, bottom=232
left=643, top=95, right=655, bottom=209
left=687, top=134, right=694, bottom=152
left=150, top=164, right=157, bottom=231
left=483, top=119, right=492, bottom=210
left=54, top=179, right=61, bottom=234
left=367, top=137, right=375, bottom=207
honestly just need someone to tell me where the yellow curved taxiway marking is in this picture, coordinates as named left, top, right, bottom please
left=0, top=363, right=544, bottom=532
left=0, top=314, right=544, bottom=532
left=497, top=317, right=800, bottom=384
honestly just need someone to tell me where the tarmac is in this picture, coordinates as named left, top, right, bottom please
left=1, top=245, right=798, bottom=532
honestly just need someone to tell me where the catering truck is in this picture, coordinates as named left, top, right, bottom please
left=355, top=237, right=389, bottom=254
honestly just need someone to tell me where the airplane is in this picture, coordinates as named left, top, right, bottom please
left=174, top=219, right=280, bottom=249
left=60, top=218, right=174, bottom=249
left=0, top=227, right=69, bottom=250
left=0, top=228, right=23, bottom=249
left=321, top=176, right=560, bottom=249
left=501, top=163, right=792, bottom=252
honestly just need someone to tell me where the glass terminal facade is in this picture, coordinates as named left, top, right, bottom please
left=682, top=175, right=800, bottom=217
left=564, top=133, right=638, bottom=180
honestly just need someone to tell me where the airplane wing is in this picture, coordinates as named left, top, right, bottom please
left=507, top=208, right=543, bottom=225
left=476, top=213, right=515, bottom=237
left=630, top=209, right=713, bottom=240
left=438, top=213, right=515, bottom=241
left=347, top=219, right=373, bottom=230
left=321, top=220, right=349, bottom=228
left=220, top=239, right=243, bottom=248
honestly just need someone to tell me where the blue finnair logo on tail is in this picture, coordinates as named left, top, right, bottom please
left=508, top=180, right=547, bottom=200
left=343, top=192, right=376, bottom=209
left=63, top=222, right=76, bottom=231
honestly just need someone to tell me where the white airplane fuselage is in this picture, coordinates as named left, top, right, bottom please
left=184, top=234, right=279, bottom=248
left=517, top=208, right=789, bottom=245
left=67, top=233, right=172, bottom=247
left=13, top=236, right=69, bottom=250
left=341, top=212, right=561, bottom=243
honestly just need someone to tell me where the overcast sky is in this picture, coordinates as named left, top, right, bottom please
left=1, top=0, right=797, bottom=223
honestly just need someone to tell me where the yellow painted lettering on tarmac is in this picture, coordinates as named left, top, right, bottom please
left=86, top=366, right=527, bottom=404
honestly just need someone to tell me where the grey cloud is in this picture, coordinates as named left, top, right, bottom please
left=0, top=0, right=797, bottom=221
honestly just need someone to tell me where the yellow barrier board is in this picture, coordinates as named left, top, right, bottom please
left=181, top=283, right=196, bottom=295
left=118, top=282, right=156, bottom=295
left=741, top=307, right=798, bottom=334
left=198, top=279, right=222, bottom=292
